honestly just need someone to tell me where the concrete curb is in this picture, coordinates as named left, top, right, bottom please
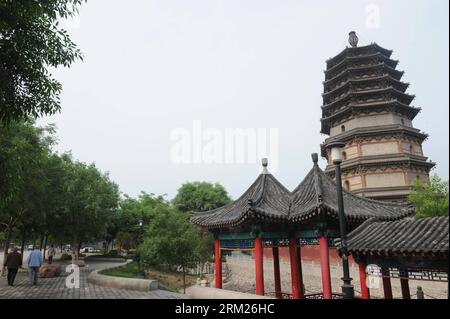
left=85, top=257, right=127, bottom=263
left=185, top=286, right=274, bottom=299
left=87, top=261, right=159, bottom=291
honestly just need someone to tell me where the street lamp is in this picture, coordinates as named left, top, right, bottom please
left=329, top=141, right=355, bottom=299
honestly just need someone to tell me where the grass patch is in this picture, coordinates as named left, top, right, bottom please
left=99, top=262, right=144, bottom=279
left=99, top=262, right=198, bottom=292
left=145, top=267, right=198, bottom=293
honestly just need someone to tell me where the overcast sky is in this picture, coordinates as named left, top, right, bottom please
left=38, top=0, right=449, bottom=200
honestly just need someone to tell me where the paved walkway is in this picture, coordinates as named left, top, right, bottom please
left=0, top=259, right=188, bottom=299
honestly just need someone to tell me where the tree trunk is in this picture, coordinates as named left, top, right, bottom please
left=72, top=235, right=78, bottom=261
left=42, top=234, right=48, bottom=260
left=39, top=235, right=44, bottom=251
left=1, top=228, right=12, bottom=276
left=182, top=265, right=186, bottom=294
left=20, top=235, right=26, bottom=263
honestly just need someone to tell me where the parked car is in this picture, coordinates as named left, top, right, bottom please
left=27, top=245, right=34, bottom=251
left=82, top=247, right=95, bottom=253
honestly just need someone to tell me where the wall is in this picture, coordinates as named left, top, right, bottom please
left=361, top=141, right=398, bottom=156
left=365, top=172, right=405, bottom=188
left=330, top=113, right=413, bottom=137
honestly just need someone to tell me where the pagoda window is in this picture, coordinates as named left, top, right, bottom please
left=401, top=119, right=405, bottom=126
left=409, top=145, right=414, bottom=154
left=341, top=125, right=346, bottom=133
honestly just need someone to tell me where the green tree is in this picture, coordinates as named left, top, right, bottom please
left=409, top=175, right=449, bottom=219
left=0, top=121, right=54, bottom=268
left=0, top=121, right=121, bottom=265
left=0, top=0, right=85, bottom=122
left=172, top=182, right=231, bottom=213
left=61, top=156, right=120, bottom=259
left=111, top=193, right=169, bottom=253
left=138, top=208, right=212, bottom=293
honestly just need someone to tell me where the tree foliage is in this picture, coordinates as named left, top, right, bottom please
left=61, top=155, right=120, bottom=257
left=409, top=175, right=449, bottom=219
left=0, top=121, right=119, bottom=261
left=110, top=193, right=169, bottom=251
left=138, top=208, right=213, bottom=291
left=1, top=123, right=229, bottom=278
left=172, top=182, right=231, bottom=213
left=0, top=0, right=85, bottom=122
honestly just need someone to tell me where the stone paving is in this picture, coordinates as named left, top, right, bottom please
left=0, top=258, right=188, bottom=299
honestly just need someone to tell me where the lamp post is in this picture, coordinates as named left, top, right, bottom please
left=329, top=141, right=354, bottom=299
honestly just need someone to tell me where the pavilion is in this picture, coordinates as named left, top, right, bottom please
left=338, top=216, right=449, bottom=299
left=190, top=154, right=414, bottom=299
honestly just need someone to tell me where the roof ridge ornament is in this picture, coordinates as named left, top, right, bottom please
left=311, top=153, right=324, bottom=204
left=261, top=158, right=269, bottom=174
left=311, top=153, right=319, bottom=165
left=349, top=31, right=359, bottom=48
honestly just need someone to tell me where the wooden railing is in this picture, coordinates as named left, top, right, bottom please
left=265, top=292, right=345, bottom=299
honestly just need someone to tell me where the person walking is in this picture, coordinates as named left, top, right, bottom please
left=27, top=246, right=43, bottom=286
left=3, top=248, right=22, bottom=286
left=47, top=245, right=56, bottom=264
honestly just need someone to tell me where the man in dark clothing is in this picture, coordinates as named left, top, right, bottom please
left=3, top=248, right=22, bottom=286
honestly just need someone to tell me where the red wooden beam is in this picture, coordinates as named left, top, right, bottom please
left=358, top=260, right=370, bottom=299
left=254, top=237, right=265, bottom=296
left=400, top=277, right=411, bottom=299
left=319, top=236, right=332, bottom=299
left=296, top=245, right=305, bottom=298
left=382, top=268, right=393, bottom=299
left=272, top=246, right=282, bottom=299
left=289, top=238, right=301, bottom=299
left=215, top=239, right=222, bottom=289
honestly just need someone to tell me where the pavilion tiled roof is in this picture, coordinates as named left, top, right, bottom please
left=289, top=156, right=414, bottom=222
left=340, top=216, right=449, bottom=256
left=190, top=169, right=291, bottom=229
left=190, top=155, right=414, bottom=230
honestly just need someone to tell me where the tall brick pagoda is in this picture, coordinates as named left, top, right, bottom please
left=321, top=31, right=435, bottom=202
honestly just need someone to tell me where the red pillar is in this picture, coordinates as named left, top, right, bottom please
left=296, top=245, right=305, bottom=298
left=254, top=237, right=265, bottom=296
left=289, top=238, right=301, bottom=299
left=214, top=239, right=222, bottom=289
left=358, top=260, right=370, bottom=299
left=400, top=270, right=411, bottom=299
left=319, top=236, right=332, bottom=299
left=272, top=246, right=282, bottom=299
left=382, top=268, right=393, bottom=299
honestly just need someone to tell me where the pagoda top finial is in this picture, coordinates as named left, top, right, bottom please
left=349, top=31, right=359, bottom=48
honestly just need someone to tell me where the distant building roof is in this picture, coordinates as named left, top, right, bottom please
left=326, top=43, right=393, bottom=66
left=341, top=216, right=449, bottom=257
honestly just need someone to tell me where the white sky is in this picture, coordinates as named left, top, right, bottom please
left=38, top=0, right=449, bottom=200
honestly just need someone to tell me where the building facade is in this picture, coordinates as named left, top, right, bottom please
left=321, top=32, right=435, bottom=202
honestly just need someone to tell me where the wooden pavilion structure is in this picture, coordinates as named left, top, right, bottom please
left=339, top=216, right=449, bottom=299
left=190, top=154, right=413, bottom=299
